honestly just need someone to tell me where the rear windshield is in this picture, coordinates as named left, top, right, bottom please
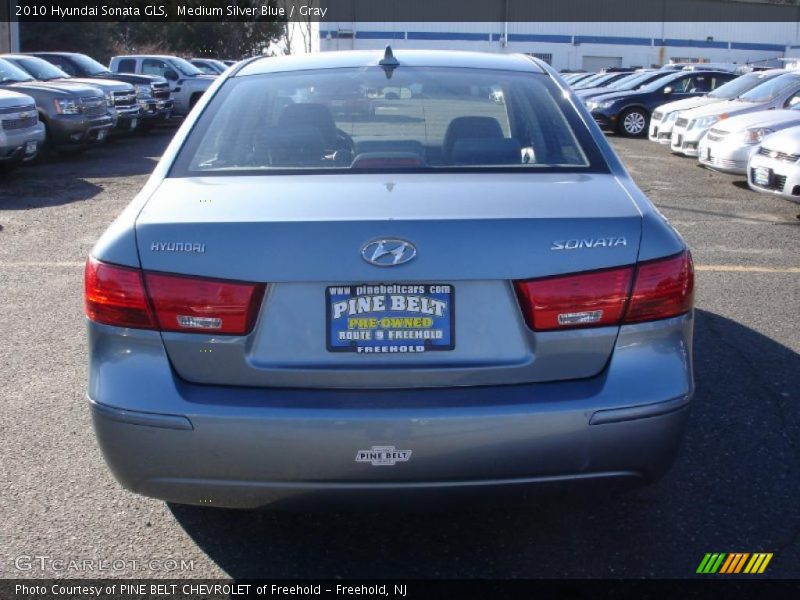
left=172, top=66, right=603, bottom=175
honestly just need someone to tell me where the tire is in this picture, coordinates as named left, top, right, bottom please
left=618, top=108, right=648, bottom=138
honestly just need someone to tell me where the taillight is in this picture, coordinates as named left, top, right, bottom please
left=624, top=251, right=694, bottom=323
left=84, top=257, right=156, bottom=329
left=145, top=272, right=265, bottom=335
left=513, top=251, right=694, bottom=331
left=514, top=266, right=634, bottom=331
left=84, top=257, right=265, bottom=335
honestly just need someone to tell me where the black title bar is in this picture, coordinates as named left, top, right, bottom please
left=5, top=0, right=800, bottom=22
left=5, top=579, right=800, bottom=600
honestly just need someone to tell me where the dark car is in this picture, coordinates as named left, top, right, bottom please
left=0, top=57, right=112, bottom=154
left=585, top=69, right=737, bottom=137
left=571, top=70, right=634, bottom=90
left=3, top=54, right=140, bottom=134
left=565, top=72, right=598, bottom=86
left=28, top=52, right=173, bottom=130
left=575, top=70, right=666, bottom=102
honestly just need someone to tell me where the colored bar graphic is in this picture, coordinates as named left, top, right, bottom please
left=696, top=553, right=713, bottom=574
left=710, top=553, right=726, bottom=573
left=733, top=553, right=750, bottom=574
left=719, top=554, right=736, bottom=574
left=699, top=552, right=772, bottom=575
left=719, top=553, right=750, bottom=573
left=697, top=553, right=728, bottom=573
left=758, top=554, right=773, bottom=573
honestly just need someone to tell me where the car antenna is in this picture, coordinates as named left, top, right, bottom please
left=379, top=45, right=399, bottom=79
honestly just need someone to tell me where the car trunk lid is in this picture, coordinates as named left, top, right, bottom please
left=135, top=173, right=642, bottom=388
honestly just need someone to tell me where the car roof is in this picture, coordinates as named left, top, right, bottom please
left=236, top=49, right=545, bottom=77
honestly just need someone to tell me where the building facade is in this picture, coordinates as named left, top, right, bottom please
left=320, top=20, right=800, bottom=71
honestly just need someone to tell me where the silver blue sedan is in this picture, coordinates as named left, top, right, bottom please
left=85, top=49, right=695, bottom=509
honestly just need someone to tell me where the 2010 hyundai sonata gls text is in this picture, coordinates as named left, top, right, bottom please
left=85, top=49, right=695, bottom=509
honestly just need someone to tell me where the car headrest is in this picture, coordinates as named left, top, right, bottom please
left=450, top=138, right=522, bottom=166
left=443, top=116, right=504, bottom=160
left=277, top=103, right=337, bottom=144
left=256, top=126, right=325, bottom=167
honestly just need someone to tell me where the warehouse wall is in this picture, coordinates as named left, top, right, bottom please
left=320, top=20, right=799, bottom=70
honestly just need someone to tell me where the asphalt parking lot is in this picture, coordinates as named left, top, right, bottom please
left=1, top=129, right=798, bottom=579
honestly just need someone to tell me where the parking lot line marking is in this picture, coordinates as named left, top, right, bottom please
left=0, top=261, right=84, bottom=267
left=695, top=265, right=800, bottom=273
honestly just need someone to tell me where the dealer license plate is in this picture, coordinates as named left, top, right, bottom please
left=754, top=166, right=772, bottom=186
left=327, top=283, right=455, bottom=353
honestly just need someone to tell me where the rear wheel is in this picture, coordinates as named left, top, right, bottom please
left=618, top=108, right=648, bottom=137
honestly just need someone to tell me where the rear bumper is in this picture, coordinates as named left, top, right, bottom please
left=90, top=398, right=689, bottom=509
left=87, top=314, right=694, bottom=509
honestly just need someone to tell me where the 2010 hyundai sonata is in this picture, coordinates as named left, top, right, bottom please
left=85, top=49, right=695, bottom=509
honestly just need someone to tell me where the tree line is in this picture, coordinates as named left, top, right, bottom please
left=20, top=1, right=288, bottom=62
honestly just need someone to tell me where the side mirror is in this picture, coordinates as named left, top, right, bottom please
left=663, top=86, right=673, bottom=95
left=164, top=69, right=179, bottom=81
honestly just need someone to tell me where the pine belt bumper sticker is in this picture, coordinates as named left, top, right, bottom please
left=326, top=283, right=455, bottom=353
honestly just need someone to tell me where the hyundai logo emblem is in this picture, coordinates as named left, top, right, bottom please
left=361, top=239, right=417, bottom=267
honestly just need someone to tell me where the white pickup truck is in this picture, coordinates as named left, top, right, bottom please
left=108, top=55, right=215, bottom=116
left=0, top=89, right=45, bottom=170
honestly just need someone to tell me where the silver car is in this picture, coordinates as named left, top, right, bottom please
left=671, top=70, right=800, bottom=157
left=0, top=88, right=45, bottom=168
left=85, top=50, right=695, bottom=509
left=698, top=99, right=800, bottom=174
left=747, top=125, right=800, bottom=203
left=648, top=70, right=785, bottom=144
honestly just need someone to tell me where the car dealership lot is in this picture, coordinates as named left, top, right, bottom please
left=1, top=131, right=798, bottom=578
